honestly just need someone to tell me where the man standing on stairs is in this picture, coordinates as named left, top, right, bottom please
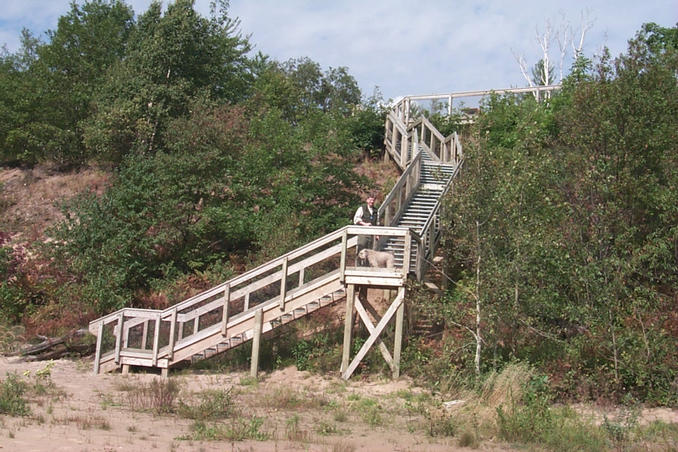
left=354, top=192, right=378, bottom=302
left=353, top=192, right=378, bottom=254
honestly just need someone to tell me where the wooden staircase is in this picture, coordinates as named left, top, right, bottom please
left=89, top=96, right=464, bottom=377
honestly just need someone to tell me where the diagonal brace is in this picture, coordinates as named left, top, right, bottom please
left=342, top=288, right=405, bottom=380
left=354, top=298, right=394, bottom=371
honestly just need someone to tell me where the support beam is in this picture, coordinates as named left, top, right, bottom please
left=342, top=287, right=405, bottom=380
left=250, top=308, right=263, bottom=378
left=93, top=321, right=103, bottom=375
left=393, top=300, right=405, bottom=378
left=340, top=284, right=356, bottom=374
left=354, top=297, right=394, bottom=370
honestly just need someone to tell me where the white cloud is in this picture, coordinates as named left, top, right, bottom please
left=1, top=0, right=676, bottom=100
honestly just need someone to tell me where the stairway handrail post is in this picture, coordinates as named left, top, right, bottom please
left=152, top=313, right=161, bottom=367
left=93, top=321, right=103, bottom=374
left=114, top=312, right=124, bottom=365
left=339, top=229, right=348, bottom=283
left=403, top=229, right=413, bottom=274
left=279, top=257, right=289, bottom=310
left=168, top=308, right=177, bottom=360
left=221, top=284, right=231, bottom=336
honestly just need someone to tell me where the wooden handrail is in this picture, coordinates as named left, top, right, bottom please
left=90, top=225, right=414, bottom=372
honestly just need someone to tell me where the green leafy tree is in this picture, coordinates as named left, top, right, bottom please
left=83, top=0, right=252, bottom=162
left=439, top=23, right=678, bottom=402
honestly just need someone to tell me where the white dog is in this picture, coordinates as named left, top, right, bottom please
left=358, top=248, right=395, bottom=268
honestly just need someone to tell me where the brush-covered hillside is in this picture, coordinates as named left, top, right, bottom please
left=0, top=0, right=676, bottom=409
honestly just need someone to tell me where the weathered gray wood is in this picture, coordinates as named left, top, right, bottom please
left=250, top=309, right=263, bottom=378
left=279, top=257, right=288, bottom=310
left=354, top=297, right=394, bottom=370
left=393, top=299, right=405, bottom=378
left=221, top=284, right=230, bottom=336
left=114, top=312, right=124, bottom=364
left=341, top=284, right=356, bottom=374
left=342, top=288, right=405, bottom=380
left=93, top=322, right=103, bottom=374
left=141, top=320, right=149, bottom=349
left=152, top=314, right=161, bottom=367
left=339, top=230, right=347, bottom=283
left=167, top=308, right=177, bottom=360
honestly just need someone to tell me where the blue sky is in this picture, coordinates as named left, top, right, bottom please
left=1, top=0, right=676, bottom=102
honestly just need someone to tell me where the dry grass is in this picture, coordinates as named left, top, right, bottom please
left=0, top=165, right=109, bottom=235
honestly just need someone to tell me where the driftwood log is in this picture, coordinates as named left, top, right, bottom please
left=12, top=329, right=95, bottom=361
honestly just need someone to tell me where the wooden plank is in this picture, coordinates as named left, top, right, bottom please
left=176, top=241, right=352, bottom=323
left=341, top=284, right=355, bottom=374
left=169, top=276, right=344, bottom=363
left=354, top=298, right=394, bottom=370
left=251, top=309, right=263, bottom=378
left=152, top=314, right=161, bottom=367
left=119, top=357, right=169, bottom=368
left=393, top=297, right=405, bottom=378
left=221, top=284, right=230, bottom=336
left=141, top=320, right=149, bottom=350
left=342, top=289, right=405, bottom=380
left=343, top=276, right=405, bottom=287
left=279, top=257, right=288, bottom=310
left=93, top=321, right=103, bottom=375
left=167, top=308, right=177, bottom=360
left=114, top=312, right=124, bottom=364
left=339, top=230, right=347, bottom=283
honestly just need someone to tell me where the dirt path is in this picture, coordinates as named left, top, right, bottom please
left=0, top=356, right=490, bottom=452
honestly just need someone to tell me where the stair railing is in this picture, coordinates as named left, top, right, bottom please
left=411, top=160, right=463, bottom=279
left=89, top=225, right=413, bottom=373
left=384, top=110, right=414, bottom=170
left=377, top=150, right=422, bottom=228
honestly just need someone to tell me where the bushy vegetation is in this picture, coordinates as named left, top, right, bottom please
left=415, top=22, right=678, bottom=405
left=0, top=0, right=384, bottom=319
left=1, top=0, right=676, bottom=418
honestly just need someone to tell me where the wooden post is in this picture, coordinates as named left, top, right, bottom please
left=244, top=292, right=250, bottom=311
left=93, top=321, right=103, bottom=375
left=141, top=320, right=149, bottom=349
left=167, top=308, right=177, bottom=360
left=298, top=267, right=305, bottom=287
left=342, top=289, right=405, bottom=380
left=339, top=229, right=348, bottom=283
left=403, top=230, right=412, bottom=276
left=193, top=315, right=200, bottom=336
left=250, top=309, right=263, bottom=378
left=279, top=257, right=288, bottom=310
left=340, top=284, right=356, bottom=374
left=114, top=312, right=124, bottom=364
left=393, top=297, right=405, bottom=378
left=152, top=314, right=161, bottom=367
left=221, top=284, right=231, bottom=336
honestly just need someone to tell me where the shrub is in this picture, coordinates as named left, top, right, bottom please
left=0, top=372, right=29, bottom=416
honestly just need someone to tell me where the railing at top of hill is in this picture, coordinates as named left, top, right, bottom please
left=391, top=85, right=562, bottom=124
left=384, top=85, right=560, bottom=170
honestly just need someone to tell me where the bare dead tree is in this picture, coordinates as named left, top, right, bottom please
left=513, top=11, right=595, bottom=87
